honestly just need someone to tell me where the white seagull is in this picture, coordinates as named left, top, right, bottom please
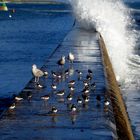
left=68, top=52, right=75, bottom=63
left=32, top=64, right=46, bottom=83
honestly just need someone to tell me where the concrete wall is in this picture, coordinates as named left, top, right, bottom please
left=99, top=35, right=134, bottom=140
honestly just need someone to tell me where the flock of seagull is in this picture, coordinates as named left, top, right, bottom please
left=9, top=52, right=110, bottom=117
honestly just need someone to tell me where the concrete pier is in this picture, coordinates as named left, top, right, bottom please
left=0, top=27, right=126, bottom=140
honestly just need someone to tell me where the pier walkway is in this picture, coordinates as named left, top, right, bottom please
left=0, top=27, right=117, bottom=140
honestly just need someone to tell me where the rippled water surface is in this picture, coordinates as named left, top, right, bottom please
left=0, top=3, right=74, bottom=98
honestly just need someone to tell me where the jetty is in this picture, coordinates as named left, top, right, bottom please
left=0, top=26, right=134, bottom=140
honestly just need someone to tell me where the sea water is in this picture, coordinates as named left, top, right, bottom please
left=0, top=3, right=74, bottom=98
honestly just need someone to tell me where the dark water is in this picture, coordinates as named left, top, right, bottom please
left=0, top=3, right=74, bottom=98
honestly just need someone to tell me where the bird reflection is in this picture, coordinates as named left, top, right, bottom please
left=70, top=114, right=77, bottom=125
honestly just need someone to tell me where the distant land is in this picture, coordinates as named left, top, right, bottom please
left=4, top=0, right=67, bottom=4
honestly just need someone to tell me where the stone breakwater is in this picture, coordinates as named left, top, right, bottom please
left=99, top=34, right=134, bottom=140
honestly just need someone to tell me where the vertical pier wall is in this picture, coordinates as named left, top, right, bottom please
left=99, top=35, right=134, bottom=140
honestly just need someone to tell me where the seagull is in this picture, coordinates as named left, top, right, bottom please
left=68, top=52, right=75, bottom=63
left=57, top=56, right=65, bottom=67
left=32, top=64, right=46, bottom=83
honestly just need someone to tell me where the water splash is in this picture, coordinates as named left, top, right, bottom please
left=70, top=0, right=138, bottom=85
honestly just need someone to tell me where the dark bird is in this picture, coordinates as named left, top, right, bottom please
left=82, top=87, right=90, bottom=94
left=13, top=94, right=23, bottom=102
left=51, top=106, right=58, bottom=113
left=68, top=80, right=75, bottom=87
left=57, top=90, right=65, bottom=96
left=77, top=97, right=82, bottom=104
left=9, top=103, right=16, bottom=110
left=65, top=69, right=69, bottom=75
left=86, top=74, right=92, bottom=81
left=41, top=95, right=50, bottom=101
left=71, top=104, right=77, bottom=112
left=76, top=70, right=82, bottom=76
left=83, top=80, right=89, bottom=87
left=57, top=56, right=65, bottom=67
left=88, top=69, right=93, bottom=75
left=36, top=83, right=44, bottom=88
left=51, top=84, right=57, bottom=90
left=51, top=71, right=57, bottom=78
left=83, top=96, right=89, bottom=103
left=67, top=94, right=73, bottom=101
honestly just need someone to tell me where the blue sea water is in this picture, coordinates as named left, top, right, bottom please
left=0, top=3, right=74, bottom=98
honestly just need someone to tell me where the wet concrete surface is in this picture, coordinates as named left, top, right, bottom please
left=0, top=27, right=117, bottom=140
